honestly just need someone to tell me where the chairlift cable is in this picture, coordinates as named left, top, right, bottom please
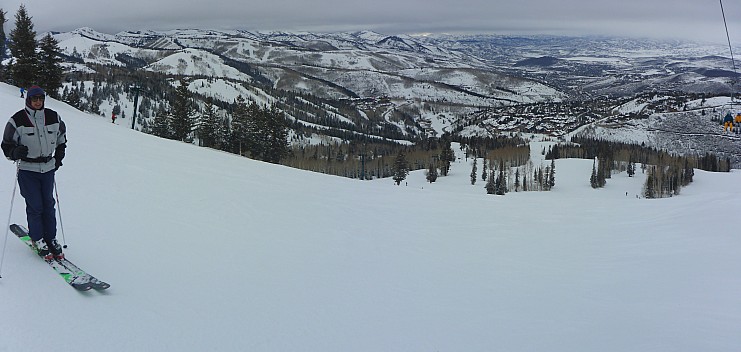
left=719, top=0, right=738, bottom=103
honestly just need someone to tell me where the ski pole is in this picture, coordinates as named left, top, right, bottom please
left=0, top=165, right=20, bottom=279
left=53, top=180, right=67, bottom=249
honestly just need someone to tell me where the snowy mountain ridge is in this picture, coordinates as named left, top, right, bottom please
left=54, top=27, right=736, bottom=104
left=46, top=27, right=741, bottom=167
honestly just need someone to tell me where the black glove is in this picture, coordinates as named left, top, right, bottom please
left=11, top=145, right=28, bottom=160
left=54, top=144, right=66, bottom=171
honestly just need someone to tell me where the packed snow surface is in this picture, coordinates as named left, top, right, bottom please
left=0, top=83, right=739, bottom=351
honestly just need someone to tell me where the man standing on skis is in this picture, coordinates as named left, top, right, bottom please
left=1, top=86, right=67, bottom=260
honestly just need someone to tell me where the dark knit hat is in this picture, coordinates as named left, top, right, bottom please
left=25, top=85, right=46, bottom=110
left=27, top=85, right=45, bottom=97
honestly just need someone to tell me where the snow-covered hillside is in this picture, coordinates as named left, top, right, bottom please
left=575, top=95, right=741, bottom=167
left=48, top=27, right=741, bottom=156
left=145, top=48, right=253, bottom=81
left=49, top=28, right=580, bottom=105
left=0, top=82, right=739, bottom=351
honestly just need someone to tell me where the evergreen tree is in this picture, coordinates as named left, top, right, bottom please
left=644, top=172, right=656, bottom=199
left=253, top=105, right=290, bottom=163
left=548, top=158, right=556, bottom=190
left=149, top=102, right=171, bottom=138
left=545, top=144, right=560, bottom=159
left=522, top=168, right=528, bottom=192
left=426, top=162, right=438, bottom=183
left=485, top=169, right=495, bottom=194
left=682, top=158, right=694, bottom=186
left=670, top=172, right=680, bottom=196
left=245, top=101, right=264, bottom=157
left=37, top=33, right=63, bottom=98
left=594, top=157, right=607, bottom=188
left=247, top=101, right=268, bottom=158
left=590, top=159, right=599, bottom=188
left=170, top=78, right=195, bottom=142
left=65, top=88, right=81, bottom=109
left=217, top=116, right=231, bottom=152
left=89, top=97, right=100, bottom=115
left=495, top=160, right=507, bottom=195
left=392, top=150, right=409, bottom=185
left=8, top=5, right=37, bottom=88
left=514, top=168, right=521, bottom=192
left=198, top=97, right=220, bottom=148
left=233, top=100, right=291, bottom=163
left=481, top=158, right=488, bottom=181
left=0, top=9, right=7, bottom=79
left=495, top=170, right=506, bottom=195
left=439, top=135, right=455, bottom=176
left=151, top=111, right=172, bottom=139
left=470, top=158, right=477, bottom=185
left=230, top=96, right=251, bottom=155
left=627, top=160, right=635, bottom=177
left=599, top=155, right=612, bottom=182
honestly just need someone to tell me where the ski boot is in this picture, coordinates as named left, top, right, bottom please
left=47, top=238, right=64, bottom=260
left=31, top=239, right=53, bottom=261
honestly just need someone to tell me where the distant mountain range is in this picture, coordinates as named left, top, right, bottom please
left=56, top=27, right=737, bottom=102
left=50, top=28, right=741, bottom=166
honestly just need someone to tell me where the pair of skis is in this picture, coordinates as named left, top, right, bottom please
left=10, top=224, right=110, bottom=291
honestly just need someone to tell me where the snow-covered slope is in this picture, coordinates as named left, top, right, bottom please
left=0, top=82, right=739, bottom=351
left=145, top=48, right=254, bottom=81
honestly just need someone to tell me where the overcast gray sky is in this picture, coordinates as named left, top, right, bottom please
left=2, top=0, right=739, bottom=44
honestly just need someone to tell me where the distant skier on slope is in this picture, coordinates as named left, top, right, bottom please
left=1, top=86, right=67, bottom=260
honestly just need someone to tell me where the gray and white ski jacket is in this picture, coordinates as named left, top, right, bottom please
left=2, top=107, right=67, bottom=173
